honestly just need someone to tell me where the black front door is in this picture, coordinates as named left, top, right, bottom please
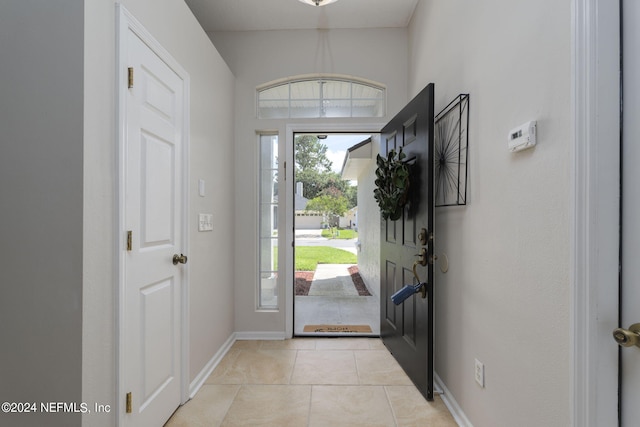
left=380, top=84, right=435, bottom=400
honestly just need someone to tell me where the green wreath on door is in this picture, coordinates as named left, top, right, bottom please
left=374, top=147, right=411, bottom=221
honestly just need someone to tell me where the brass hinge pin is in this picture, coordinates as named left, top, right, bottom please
left=125, top=392, right=132, bottom=413
left=128, top=67, right=134, bottom=88
left=126, top=231, right=132, bottom=251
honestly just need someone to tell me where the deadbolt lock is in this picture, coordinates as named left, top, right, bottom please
left=418, top=228, right=427, bottom=246
left=613, top=323, right=640, bottom=348
left=173, top=254, right=188, bottom=265
left=418, top=228, right=433, bottom=246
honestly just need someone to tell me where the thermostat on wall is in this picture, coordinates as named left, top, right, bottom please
left=508, top=120, right=537, bottom=152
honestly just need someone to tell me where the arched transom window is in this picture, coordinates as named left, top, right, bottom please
left=257, top=75, right=386, bottom=119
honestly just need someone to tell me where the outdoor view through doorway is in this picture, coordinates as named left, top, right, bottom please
left=293, top=132, right=380, bottom=336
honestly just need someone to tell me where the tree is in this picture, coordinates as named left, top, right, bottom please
left=295, top=135, right=333, bottom=201
left=295, top=135, right=332, bottom=172
left=323, top=172, right=357, bottom=208
left=294, top=134, right=357, bottom=208
left=295, top=168, right=329, bottom=200
left=306, top=193, right=348, bottom=229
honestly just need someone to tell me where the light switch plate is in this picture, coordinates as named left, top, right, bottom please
left=474, top=358, right=485, bottom=388
left=198, top=213, right=213, bottom=231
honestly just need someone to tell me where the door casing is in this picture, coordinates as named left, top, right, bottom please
left=116, top=4, right=191, bottom=424
left=571, top=0, right=620, bottom=425
left=284, top=123, right=385, bottom=338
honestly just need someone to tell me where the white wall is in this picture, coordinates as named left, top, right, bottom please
left=0, top=2, right=84, bottom=426
left=209, top=28, right=408, bottom=334
left=355, top=135, right=382, bottom=296
left=409, top=1, right=571, bottom=426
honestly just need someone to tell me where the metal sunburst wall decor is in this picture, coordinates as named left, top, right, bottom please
left=434, top=94, right=469, bottom=207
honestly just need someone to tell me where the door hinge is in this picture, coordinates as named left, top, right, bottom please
left=125, top=392, right=132, bottom=413
left=128, top=67, right=134, bottom=88
left=126, top=231, right=132, bottom=251
left=284, top=161, right=287, bottom=181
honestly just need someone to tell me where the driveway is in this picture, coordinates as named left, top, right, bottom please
left=295, top=229, right=358, bottom=254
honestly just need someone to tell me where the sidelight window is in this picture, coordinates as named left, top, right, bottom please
left=258, top=134, right=279, bottom=309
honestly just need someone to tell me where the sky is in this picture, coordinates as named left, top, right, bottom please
left=315, top=133, right=371, bottom=173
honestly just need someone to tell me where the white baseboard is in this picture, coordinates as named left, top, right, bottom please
left=435, top=372, right=473, bottom=427
left=235, top=331, right=286, bottom=340
left=188, top=333, right=236, bottom=399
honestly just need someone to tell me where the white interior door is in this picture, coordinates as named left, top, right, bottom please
left=120, top=14, right=187, bottom=427
left=620, top=1, right=640, bottom=424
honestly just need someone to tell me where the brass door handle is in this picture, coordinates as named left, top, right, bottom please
left=173, top=254, right=188, bottom=265
left=411, top=260, right=427, bottom=299
left=613, top=323, right=640, bottom=348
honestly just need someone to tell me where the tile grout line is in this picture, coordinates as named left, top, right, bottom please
left=382, top=385, right=400, bottom=427
left=352, top=349, right=362, bottom=385
left=288, top=348, right=300, bottom=385
left=220, top=383, right=243, bottom=426
left=307, top=384, right=314, bottom=427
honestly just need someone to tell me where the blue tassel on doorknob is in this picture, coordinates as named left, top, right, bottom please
left=391, top=282, right=425, bottom=305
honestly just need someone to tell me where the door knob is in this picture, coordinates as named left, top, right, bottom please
left=612, top=323, right=640, bottom=348
left=173, top=254, right=188, bottom=265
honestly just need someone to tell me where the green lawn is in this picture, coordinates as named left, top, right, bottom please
left=295, top=246, right=357, bottom=271
left=321, top=228, right=358, bottom=239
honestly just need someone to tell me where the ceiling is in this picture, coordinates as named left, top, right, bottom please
left=184, top=0, right=419, bottom=32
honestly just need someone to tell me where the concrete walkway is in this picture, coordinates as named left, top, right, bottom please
left=294, top=230, right=377, bottom=335
left=294, top=294, right=380, bottom=336
left=294, top=264, right=379, bottom=336
left=308, top=264, right=359, bottom=296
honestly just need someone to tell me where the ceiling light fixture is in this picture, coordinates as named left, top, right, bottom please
left=298, top=0, right=339, bottom=6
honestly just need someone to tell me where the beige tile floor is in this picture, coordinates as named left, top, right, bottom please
left=165, top=338, right=458, bottom=427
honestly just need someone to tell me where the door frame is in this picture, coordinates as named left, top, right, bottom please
left=571, top=0, right=620, bottom=425
left=285, top=122, right=384, bottom=338
left=116, top=4, right=191, bottom=424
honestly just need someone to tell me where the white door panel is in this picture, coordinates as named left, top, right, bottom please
left=139, top=278, right=175, bottom=409
left=141, top=134, right=175, bottom=246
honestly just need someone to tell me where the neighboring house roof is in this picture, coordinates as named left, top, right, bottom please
left=341, top=137, right=372, bottom=180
